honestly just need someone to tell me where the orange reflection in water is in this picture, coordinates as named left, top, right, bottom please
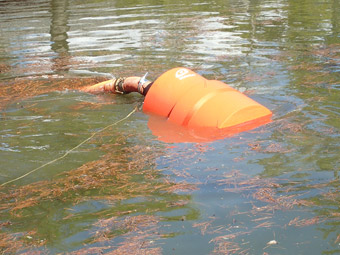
left=147, top=114, right=272, bottom=143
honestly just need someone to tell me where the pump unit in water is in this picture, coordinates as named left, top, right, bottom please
left=143, top=67, right=272, bottom=129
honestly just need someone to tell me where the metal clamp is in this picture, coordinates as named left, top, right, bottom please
left=137, top=72, right=149, bottom=94
left=114, top=77, right=127, bottom=94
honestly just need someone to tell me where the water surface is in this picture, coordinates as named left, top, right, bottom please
left=0, top=0, right=339, bottom=254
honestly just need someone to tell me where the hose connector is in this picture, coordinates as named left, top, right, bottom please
left=137, top=72, right=149, bottom=94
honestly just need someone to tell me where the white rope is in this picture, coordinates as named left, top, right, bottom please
left=1, top=107, right=137, bottom=187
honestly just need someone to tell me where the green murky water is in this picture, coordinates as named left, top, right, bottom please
left=0, top=0, right=339, bottom=254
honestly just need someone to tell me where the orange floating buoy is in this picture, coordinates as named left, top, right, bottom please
left=143, top=67, right=272, bottom=129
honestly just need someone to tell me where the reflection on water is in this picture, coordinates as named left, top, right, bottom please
left=147, top=114, right=272, bottom=143
left=50, top=0, right=71, bottom=73
left=50, top=0, right=69, bottom=55
left=0, top=0, right=339, bottom=254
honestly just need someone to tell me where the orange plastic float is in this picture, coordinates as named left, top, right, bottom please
left=143, top=67, right=272, bottom=130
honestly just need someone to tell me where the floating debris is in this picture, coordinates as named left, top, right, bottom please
left=266, top=240, right=278, bottom=245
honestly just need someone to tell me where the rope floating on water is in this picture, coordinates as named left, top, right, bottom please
left=1, top=107, right=137, bottom=187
